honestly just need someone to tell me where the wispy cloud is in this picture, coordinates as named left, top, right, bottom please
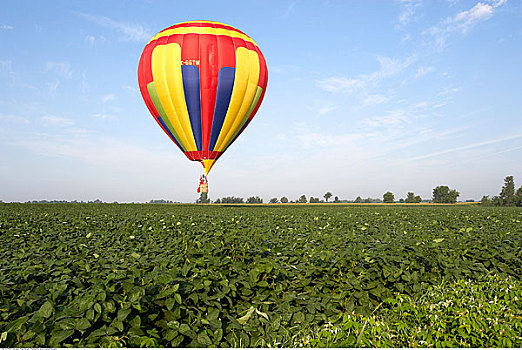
left=45, top=80, right=60, bottom=95
left=362, top=94, right=391, bottom=106
left=0, top=60, right=13, bottom=73
left=45, top=61, right=72, bottom=79
left=360, top=110, right=411, bottom=128
left=0, top=113, right=29, bottom=124
left=85, top=34, right=106, bottom=46
left=282, top=0, right=299, bottom=19
left=92, top=113, right=116, bottom=120
left=76, top=12, right=152, bottom=42
left=0, top=24, right=14, bottom=30
left=414, top=66, right=434, bottom=79
left=454, top=1, right=502, bottom=33
left=122, top=85, right=138, bottom=93
left=101, top=94, right=116, bottom=103
left=465, top=145, right=522, bottom=162
left=317, top=55, right=416, bottom=93
left=408, top=133, right=522, bottom=161
left=41, top=116, right=74, bottom=127
left=426, top=0, right=506, bottom=49
left=397, top=0, right=423, bottom=26
left=307, top=100, right=337, bottom=116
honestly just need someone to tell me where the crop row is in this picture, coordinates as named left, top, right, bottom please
left=0, top=204, right=521, bottom=347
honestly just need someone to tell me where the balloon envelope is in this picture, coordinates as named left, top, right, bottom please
left=137, top=20, right=268, bottom=174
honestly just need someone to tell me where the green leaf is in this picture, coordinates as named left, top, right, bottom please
left=171, top=334, right=184, bottom=347
left=117, top=308, right=131, bottom=321
left=165, top=298, right=176, bottom=311
left=94, top=303, right=102, bottom=314
left=130, top=315, right=141, bottom=329
left=6, top=316, right=29, bottom=333
left=433, top=238, right=445, bottom=243
left=86, top=309, right=95, bottom=321
left=179, top=324, right=192, bottom=336
left=75, top=318, right=91, bottom=331
left=112, top=320, right=124, bottom=332
left=89, top=325, right=107, bottom=338
left=197, top=332, right=212, bottom=346
left=165, top=329, right=178, bottom=342
left=237, top=306, right=255, bottom=325
left=255, top=308, right=269, bottom=320
left=38, top=301, right=54, bottom=319
left=293, top=311, right=305, bottom=324
left=49, top=329, right=74, bottom=346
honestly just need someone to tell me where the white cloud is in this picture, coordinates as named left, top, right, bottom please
left=317, top=76, right=364, bottom=93
left=0, top=60, right=12, bottom=73
left=426, top=0, right=507, bottom=48
left=0, top=24, right=14, bottom=30
left=80, top=71, right=89, bottom=94
left=455, top=2, right=494, bottom=32
left=85, top=34, right=106, bottom=46
left=317, top=55, right=416, bottom=93
left=397, top=0, right=423, bottom=26
left=102, top=94, right=116, bottom=103
left=45, top=62, right=72, bottom=79
left=42, top=116, right=74, bottom=127
left=0, top=113, right=29, bottom=124
left=414, top=66, right=434, bottom=79
left=360, top=110, right=410, bottom=128
left=362, top=94, right=391, bottom=106
left=77, top=12, right=152, bottom=42
left=122, top=85, right=138, bottom=93
left=464, top=145, right=522, bottom=162
left=307, top=100, right=337, bottom=115
left=437, top=86, right=461, bottom=97
left=93, top=113, right=116, bottom=120
left=45, top=80, right=60, bottom=95
left=408, top=134, right=522, bottom=161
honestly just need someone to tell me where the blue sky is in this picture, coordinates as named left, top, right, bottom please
left=1, top=0, right=521, bottom=203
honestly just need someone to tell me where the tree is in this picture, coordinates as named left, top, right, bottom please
left=399, top=198, right=405, bottom=203
left=515, top=186, right=522, bottom=207
left=432, top=185, right=459, bottom=203
left=297, top=195, right=307, bottom=203
left=334, top=196, right=340, bottom=203
left=324, top=192, right=332, bottom=202
left=280, top=197, right=289, bottom=203
left=405, top=192, right=422, bottom=203
left=480, top=195, right=492, bottom=206
left=214, top=198, right=221, bottom=204
left=354, top=196, right=363, bottom=203
left=196, top=192, right=210, bottom=203
left=269, top=198, right=279, bottom=204
left=383, top=192, right=394, bottom=203
left=309, top=197, right=321, bottom=203
left=221, top=196, right=244, bottom=203
left=499, top=175, right=516, bottom=206
left=246, top=196, right=263, bottom=204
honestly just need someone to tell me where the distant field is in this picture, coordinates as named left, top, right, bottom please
left=1, top=203, right=520, bottom=347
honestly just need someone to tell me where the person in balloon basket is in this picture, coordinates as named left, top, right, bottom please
left=197, top=174, right=208, bottom=193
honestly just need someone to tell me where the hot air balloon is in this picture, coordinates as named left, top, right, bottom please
left=137, top=20, right=268, bottom=178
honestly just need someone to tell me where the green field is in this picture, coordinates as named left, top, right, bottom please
left=1, top=203, right=521, bottom=347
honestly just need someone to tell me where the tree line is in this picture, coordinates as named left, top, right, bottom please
left=4, top=176, right=520, bottom=206
left=199, top=175, right=522, bottom=206
left=480, top=176, right=522, bottom=206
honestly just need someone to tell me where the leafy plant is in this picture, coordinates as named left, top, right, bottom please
left=0, top=203, right=520, bottom=347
